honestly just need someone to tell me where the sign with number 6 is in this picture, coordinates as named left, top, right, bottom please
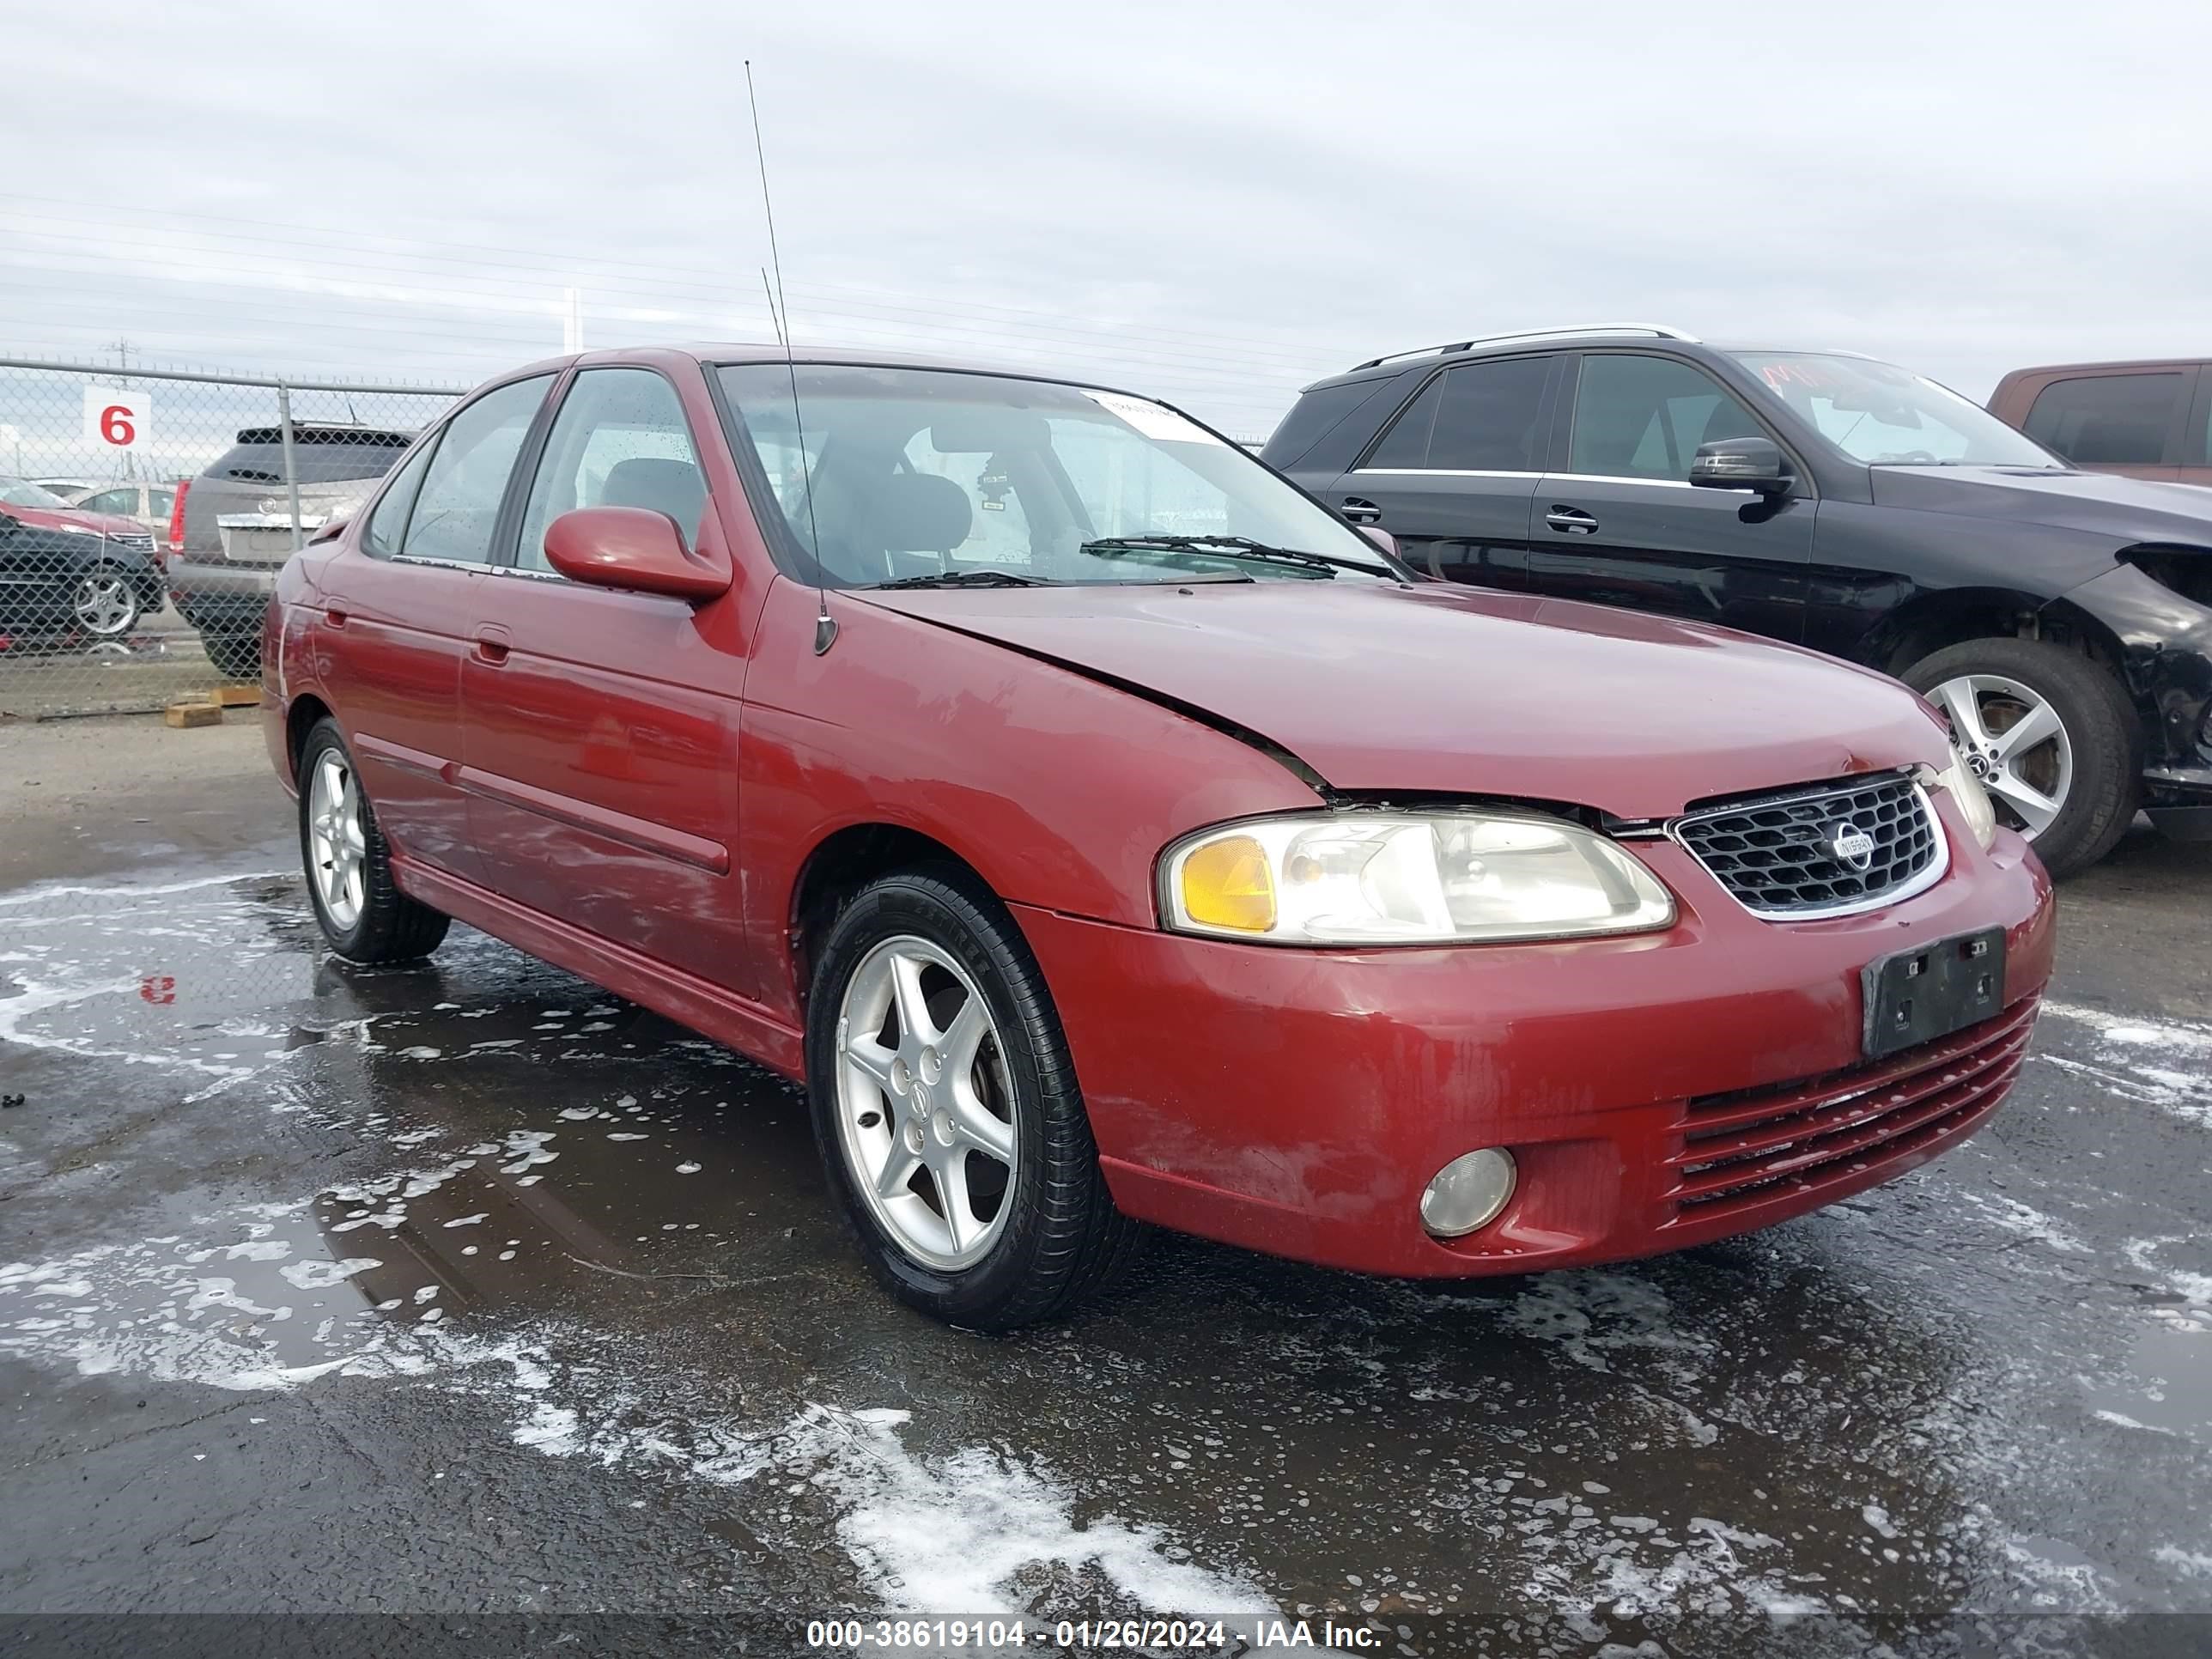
left=82, top=386, right=153, bottom=451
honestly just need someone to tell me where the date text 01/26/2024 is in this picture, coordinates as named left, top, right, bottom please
left=804, top=1617, right=1382, bottom=1650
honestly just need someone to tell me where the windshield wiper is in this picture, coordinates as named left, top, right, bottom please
left=1080, top=535, right=1348, bottom=576
left=869, top=568, right=1054, bottom=591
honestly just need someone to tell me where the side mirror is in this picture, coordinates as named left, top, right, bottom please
left=543, top=507, right=731, bottom=601
left=1690, top=436, right=1791, bottom=495
left=1358, top=524, right=1399, bottom=557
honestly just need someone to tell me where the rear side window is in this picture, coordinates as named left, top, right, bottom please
left=2024, top=373, right=2185, bottom=465
left=1261, top=379, right=1389, bottom=470
left=1428, top=357, right=1550, bottom=471
left=1364, top=375, right=1444, bottom=468
left=399, top=376, right=553, bottom=565
left=362, top=438, right=438, bottom=559
left=78, top=487, right=137, bottom=514
left=1571, top=355, right=1764, bottom=481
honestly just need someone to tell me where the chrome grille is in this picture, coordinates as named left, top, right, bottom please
left=103, top=530, right=155, bottom=551
left=1673, top=772, right=1943, bottom=918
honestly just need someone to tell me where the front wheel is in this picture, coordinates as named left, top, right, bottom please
left=70, top=565, right=141, bottom=638
left=805, top=868, right=1140, bottom=1330
left=1904, top=637, right=2139, bottom=878
left=296, top=719, right=449, bottom=963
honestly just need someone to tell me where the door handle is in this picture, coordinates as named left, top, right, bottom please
left=1340, top=496, right=1382, bottom=525
left=472, top=626, right=510, bottom=665
left=324, top=605, right=349, bottom=628
left=1545, top=506, right=1599, bottom=536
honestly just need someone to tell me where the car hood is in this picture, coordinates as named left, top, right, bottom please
left=1870, top=465, right=2212, bottom=544
left=859, top=580, right=1950, bottom=819
left=2, top=503, right=142, bottom=537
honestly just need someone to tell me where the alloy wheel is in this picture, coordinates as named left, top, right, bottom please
left=307, top=750, right=368, bottom=930
left=833, top=934, right=1018, bottom=1271
left=1929, top=672, right=2074, bottom=839
left=70, top=573, right=138, bottom=637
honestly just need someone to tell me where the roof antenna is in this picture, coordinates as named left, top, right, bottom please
left=745, top=58, right=834, bottom=654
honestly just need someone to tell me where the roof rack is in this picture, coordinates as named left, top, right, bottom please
left=1350, top=324, right=1700, bottom=372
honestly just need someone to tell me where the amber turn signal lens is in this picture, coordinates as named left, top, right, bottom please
left=1178, top=834, right=1276, bottom=933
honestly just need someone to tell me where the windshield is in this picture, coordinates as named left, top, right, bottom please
left=718, top=364, right=1399, bottom=587
left=1731, top=352, right=2063, bottom=468
left=0, top=478, right=71, bottom=508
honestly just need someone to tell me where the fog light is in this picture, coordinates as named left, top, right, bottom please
left=1419, top=1147, right=1517, bottom=1237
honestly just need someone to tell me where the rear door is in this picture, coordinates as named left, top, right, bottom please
left=459, top=365, right=753, bottom=993
left=2020, top=369, right=2192, bottom=482
left=319, top=375, right=554, bottom=884
left=1529, top=352, right=1814, bottom=641
left=1328, top=353, right=1555, bottom=586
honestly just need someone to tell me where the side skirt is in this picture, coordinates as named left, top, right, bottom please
left=392, top=854, right=807, bottom=1082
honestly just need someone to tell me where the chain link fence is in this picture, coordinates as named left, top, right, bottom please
left=1, top=359, right=463, bottom=720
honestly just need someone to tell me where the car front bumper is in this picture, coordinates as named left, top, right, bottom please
left=168, top=556, right=277, bottom=633
left=1015, top=809, right=2054, bottom=1279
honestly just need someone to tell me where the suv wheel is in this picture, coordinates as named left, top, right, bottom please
left=297, top=719, right=450, bottom=963
left=1904, top=638, right=2138, bottom=877
left=204, top=630, right=262, bottom=681
left=805, top=867, right=1141, bottom=1329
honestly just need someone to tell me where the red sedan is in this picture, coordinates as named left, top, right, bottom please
left=264, top=346, right=2054, bottom=1328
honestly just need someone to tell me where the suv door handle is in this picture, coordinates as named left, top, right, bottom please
left=1545, top=506, right=1599, bottom=535
left=472, top=625, right=510, bottom=665
left=1340, top=496, right=1382, bottom=525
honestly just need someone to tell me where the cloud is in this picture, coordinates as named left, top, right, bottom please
left=3, top=0, right=2205, bottom=432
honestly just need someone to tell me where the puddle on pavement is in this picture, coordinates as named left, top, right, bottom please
left=2081, top=1311, right=2212, bottom=1442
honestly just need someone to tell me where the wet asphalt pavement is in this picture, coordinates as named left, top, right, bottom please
left=3, top=751, right=2209, bottom=1656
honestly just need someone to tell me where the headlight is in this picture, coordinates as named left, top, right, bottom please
left=1159, top=811, right=1676, bottom=945
left=1931, top=752, right=1998, bottom=850
left=54, top=521, right=100, bottom=537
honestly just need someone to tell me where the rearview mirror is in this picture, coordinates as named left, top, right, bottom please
left=543, top=507, right=731, bottom=601
left=1689, top=437, right=1791, bottom=495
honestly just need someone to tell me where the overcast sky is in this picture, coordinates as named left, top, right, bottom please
left=3, top=0, right=2207, bottom=436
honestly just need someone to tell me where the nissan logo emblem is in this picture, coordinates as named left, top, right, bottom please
left=1827, top=822, right=1877, bottom=872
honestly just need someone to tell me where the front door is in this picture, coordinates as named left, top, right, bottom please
left=459, top=366, right=752, bottom=995
left=1528, top=352, right=1814, bottom=642
left=1324, top=353, right=1555, bottom=589
left=319, top=374, right=554, bottom=883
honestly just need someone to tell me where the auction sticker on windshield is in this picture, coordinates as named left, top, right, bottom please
left=1083, top=389, right=1223, bottom=446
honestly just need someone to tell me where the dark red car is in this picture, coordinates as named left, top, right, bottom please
left=264, top=346, right=2055, bottom=1328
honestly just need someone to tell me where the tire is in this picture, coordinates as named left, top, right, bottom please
left=1903, top=637, right=2139, bottom=878
left=203, top=629, right=262, bottom=682
left=296, top=719, right=450, bottom=963
left=69, top=564, right=141, bottom=639
left=805, top=866, right=1141, bottom=1330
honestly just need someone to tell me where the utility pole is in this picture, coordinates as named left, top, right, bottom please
left=109, top=338, right=140, bottom=481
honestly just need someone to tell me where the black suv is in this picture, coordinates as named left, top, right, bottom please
left=1264, top=325, right=2212, bottom=875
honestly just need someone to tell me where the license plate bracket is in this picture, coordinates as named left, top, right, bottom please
left=1861, top=927, right=2006, bottom=1059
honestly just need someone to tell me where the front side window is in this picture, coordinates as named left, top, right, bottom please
left=1571, top=355, right=1765, bottom=481
left=720, top=365, right=1398, bottom=587
left=399, top=375, right=552, bottom=565
left=516, top=368, right=704, bottom=574
left=2023, top=372, right=2185, bottom=465
left=1735, top=351, right=2061, bottom=468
